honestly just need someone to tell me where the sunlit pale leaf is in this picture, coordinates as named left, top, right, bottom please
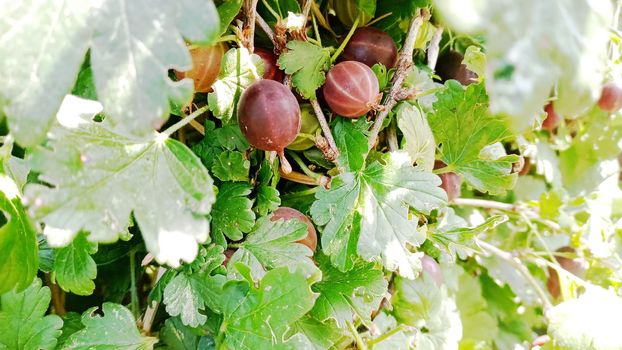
left=64, top=303, right=157, bottom=349
left=25, top=96, right=215, bottom=268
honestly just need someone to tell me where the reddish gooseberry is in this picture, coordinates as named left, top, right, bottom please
left=421, top=255, right=444, bottom=287
left=175, top=43, right=225, bottom=93
left=270, top=207, right=317, bottom=252
left=434, top=160, right=461, bottom=202
left=436, top=51, right=477, bottom=86
left=323, top=61, right=380, bottom=118
left=597, top=81, right=622, bottom=113
left=341, top=27, right=397, bottom=69
left=542, top=102, right=561, bottom=131
left=255, top=48, right=284, bottom=82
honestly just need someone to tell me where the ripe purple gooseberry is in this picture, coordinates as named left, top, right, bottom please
left=341, top=27, right=398, bottom=69
left=238, top=80, right=301, bottom=173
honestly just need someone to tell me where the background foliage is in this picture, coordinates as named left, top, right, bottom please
left=0, top=0, right=621, bottom=349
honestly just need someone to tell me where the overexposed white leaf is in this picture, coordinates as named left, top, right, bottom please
left=397, top=103, right=436, bottom=171
left=434, top=0, right=613, bottom=131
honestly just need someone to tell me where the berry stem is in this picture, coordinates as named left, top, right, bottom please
left=277, top=150, right=293, bottom=174
left=310, top=99, right=340, bottom=162
left=367, top=9, right=429, bottom=150
left=476, top=239, right=553, bottom=310
left=286, top=150, right=322, bottom=179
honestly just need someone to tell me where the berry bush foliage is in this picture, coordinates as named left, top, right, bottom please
left=0, top=0, right=621, bottom=349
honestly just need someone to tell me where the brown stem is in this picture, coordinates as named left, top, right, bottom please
left=45, top=273, right=66, bottom=316
left=244, top=0, right=260, bottom=52
left=427, top=26, right=444, bottom=70
left=310, top=99, right=339, bottom=161
left=256, top=14, right=277, bottom=47
left=367, top=9, right=429, bottom=150
left=188, top=119, right=205, bottom=135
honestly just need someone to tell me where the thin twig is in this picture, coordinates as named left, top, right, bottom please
left=256, top=14, right=277, bottom=47
left=476, top=239, right=553, bottom=310
left=310, top=99, right=339, bottom=160
left=367, top=9, right=429, bottom=149
left=161, top=106, right=209, bottom=137
left=452, top=197, right=518, bottom=211
left=245, top=0, right=260, bottom=52
left=427, top=26, right=444, bottom=70
left=141, top=267, right=167, bottom=334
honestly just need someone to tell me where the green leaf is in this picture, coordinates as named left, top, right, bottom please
left=333, top=118, right=368, bottom=173
left=277, top=41, right=332, bottom=100
left=163, top=273, right=226, bottom=327
left=462, top=46, right=486, bottom=80
left=192, top=121, right=250, bottom=170
left=25, top=96, right=215, bottom=268
left=208, top=48, right=264, bottom=123
left=227, top=217, right=316, bottom=281
left=355, top=0, right=376, bottom=17
left=434, top=0, right=612, bottom=131
left=559, top=112, right=622, bottom=194
left=314, top=152, right=446, bottom=277
left=428, top=81, right=517, bottom=194
left=0, top=168, right=38, bottom=294
left=397, top=103, right=435, bottom=171
left=0, top=0, right=220, bottom=147
left=547, top=287, right=622, bottom=350
left=57, top=312, right=85, bottom=348
left=64, top=302, right=158, bottom=349
left=288, top=316, right=347, bottom=350
left=220, top=266, right=318, bottom=349
left=455, top=268, right=498, bottom=346
left=311, top=254, right=388, bottom=327
left=311, top=173, right=360, bottom=271
left=211, top=182, right=256, bottom=242
left=72, top=56, right=98, bottom=101
left=53, top=231, right=98, bottom=296
left=0, top=279, right=63, bottom=350
left=393, top=275, right=462, bottom=350
left=254, top=161, right=281, bottom=216
left=211, top=151, right=250, bottom=182
left=159, top=317, right=215, bottom=350
left=217, top=0, right=244, bottom=36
